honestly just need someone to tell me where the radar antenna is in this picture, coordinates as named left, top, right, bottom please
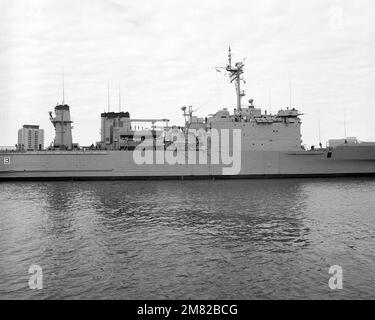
left=216, top=46, right=246, bottom=112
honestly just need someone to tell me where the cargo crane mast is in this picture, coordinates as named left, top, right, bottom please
left=181, top=105, right=200, bottom=132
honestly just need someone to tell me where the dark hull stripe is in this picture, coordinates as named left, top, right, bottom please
left=1, top=172, right=375, bottom=182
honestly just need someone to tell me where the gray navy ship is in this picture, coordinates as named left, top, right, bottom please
left=1, top=48, right=375, bottom=181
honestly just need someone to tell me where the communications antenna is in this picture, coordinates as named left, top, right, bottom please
left=216, top=46, right=246, bottom=112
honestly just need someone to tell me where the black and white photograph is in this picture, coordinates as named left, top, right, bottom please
left=0, top=0, right=374, bottom=307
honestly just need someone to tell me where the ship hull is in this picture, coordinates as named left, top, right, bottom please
left=1, top=144, right=375, bottom=181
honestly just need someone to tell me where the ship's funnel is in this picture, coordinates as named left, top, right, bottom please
left=50, top=104, right=73, bottom=150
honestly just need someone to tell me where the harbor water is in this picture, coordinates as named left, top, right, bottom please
left=0, top=178, right=374, bottom=299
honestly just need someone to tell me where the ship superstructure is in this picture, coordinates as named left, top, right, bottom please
left=98, top=47, right=303, bottom=153
left=1, top=48, right=375, bottom=180
left=49, top=104, right=74, bottom=150
left=99, top=111, right=169, bottom=151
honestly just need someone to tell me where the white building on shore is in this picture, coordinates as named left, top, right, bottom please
left=17, top=125, right=44, bottom=151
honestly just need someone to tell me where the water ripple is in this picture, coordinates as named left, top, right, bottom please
left=0, top=178, right=374, bottom=299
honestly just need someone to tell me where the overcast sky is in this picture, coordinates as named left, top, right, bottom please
left=0, top=0, right=374, bottom=147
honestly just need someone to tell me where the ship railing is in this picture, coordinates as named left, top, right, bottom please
left=0, top=146, right=18, bottom=152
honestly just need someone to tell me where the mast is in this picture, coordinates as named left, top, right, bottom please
left=107, top=81, right=110, bottom=112
left=269, top=87, right=272, bottom=114
left=289, top=72, right=292, bottom=109
left=118, top=83, right=121, bottom=112
left=225, top=46, right=245, bottom=112
left=318, top=110, right=322, bottom=146
left=62, top=72, right=65, bottom=105
left=61, top=72, right=65, bottom=147
left=344, top=108, right=347, bottom=138
left=228, top=46, right=232, bottom=68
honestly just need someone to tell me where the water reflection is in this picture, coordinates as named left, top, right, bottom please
left=1, top=178, right=374, bottom=299
left=91, top=180, right=310, bottom=250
